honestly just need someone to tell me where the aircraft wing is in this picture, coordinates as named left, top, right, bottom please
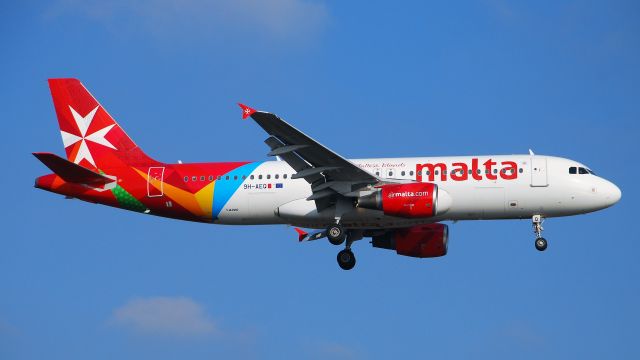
left=240, top=104, right=379, bottom=204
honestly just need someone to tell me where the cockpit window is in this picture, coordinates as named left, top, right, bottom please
left=570, top=166, right=595, bottom=175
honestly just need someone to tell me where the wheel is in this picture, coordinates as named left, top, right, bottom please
left=337, top=249, right=356, bottom=270
left=327, top=224, right=346, bottom=245
left=535, top=237, right=548, bottom=251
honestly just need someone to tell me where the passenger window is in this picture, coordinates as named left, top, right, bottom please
left=242, top=175, right=246, bottom=180
left=401, top=171, right=406, bottom=176
left=250, top=175, right=255, bottom=180
left=259, top=175, right=263, bottom=180
left=267, top=174, right=271, bottom=179
left=200, top=176, right=205, bottom=181
left=275, top=174, right=279, bottom=179
left=410, top=171, right=414, bottom=176
left=283, top=174, right=288, bottom=179
left=192, top=176, right=197, bottom=181
left=569, top=167, right=577, bottom=174
left=435, top=170, right=439, bottom=175
left=233, top=175, right=238, bottom=180
left=519, top=168, right=523, bottom=173
left=184, top=176, right=189, bottom=182
left=375, top=171, right=380, bottom=176
left=225, top=176, right=230, bottom=180
left=389, top=171, right=394, bottom=176
left=493, top=169, right=498, bottom=174
left=579, top=167, right=589, bottom=174
left=217, top=176, right=221, bottom=180
left=208, top=175, right=213, bottom=181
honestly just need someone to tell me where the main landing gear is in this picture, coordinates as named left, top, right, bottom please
left=337, top=248, right=356, bottom=270
left=532, top=215, right=548, bottom=251
left=327, top=223, right=346, bottom=245
left=326, top=223, right=358, bottom=270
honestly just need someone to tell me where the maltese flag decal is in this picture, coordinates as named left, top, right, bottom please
left=238, top=103, right=256, bottom=119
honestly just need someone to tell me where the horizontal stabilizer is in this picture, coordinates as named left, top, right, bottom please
left=33, top=152, right=113, bottom=185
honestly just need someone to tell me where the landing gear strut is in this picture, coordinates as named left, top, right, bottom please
left=532, top=215, right=547, bottom=251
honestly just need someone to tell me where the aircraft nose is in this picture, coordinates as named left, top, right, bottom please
left=603, top=180, right=622, bottom=207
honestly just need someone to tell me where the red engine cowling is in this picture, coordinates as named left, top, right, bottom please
left=371, top=224, right=449, bottom=258
left=358, top=183, right=439, bottom=218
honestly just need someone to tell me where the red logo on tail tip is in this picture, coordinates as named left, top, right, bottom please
left=238, top=103, right=256, bottom=119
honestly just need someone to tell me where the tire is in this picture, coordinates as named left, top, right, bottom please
left=327, top=224, right=345, bottom=245
left=535, top=237, right=548, bottom=251
left=337, top=249, right=356, bottom=270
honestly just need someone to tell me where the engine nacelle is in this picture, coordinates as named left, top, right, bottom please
left=357, top=183, right=450, bottom=218
left=371, top=224, right=449, bottom=258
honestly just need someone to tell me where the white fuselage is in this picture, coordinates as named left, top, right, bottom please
left=215, top=155, right=621, bottom=229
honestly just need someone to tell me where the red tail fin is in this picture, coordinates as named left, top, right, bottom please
left=48, top=78, right=156, bottom=170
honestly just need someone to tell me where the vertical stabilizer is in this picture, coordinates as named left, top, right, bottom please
left=48, top=78, right=156, bottom=170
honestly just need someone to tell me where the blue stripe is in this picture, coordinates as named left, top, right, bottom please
left=212, top=162, right=262, bottom=220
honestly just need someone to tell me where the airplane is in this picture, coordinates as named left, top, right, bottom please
left=33, top=79, right=622, bottom=270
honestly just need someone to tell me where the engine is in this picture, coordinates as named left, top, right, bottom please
left=357, top=183, right=451, bottom=218
left=371, top=224, right=449, bottom=258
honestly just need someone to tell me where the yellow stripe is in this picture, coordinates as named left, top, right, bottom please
left=194, top=181, right=214, bottom=218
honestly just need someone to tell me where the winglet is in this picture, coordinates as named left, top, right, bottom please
left=238, top=103, right=256, bottom=119
left=294, top=227, right=308, bottom=242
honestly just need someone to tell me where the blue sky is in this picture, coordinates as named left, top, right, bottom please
left=1, top=1, right=639, bottom=359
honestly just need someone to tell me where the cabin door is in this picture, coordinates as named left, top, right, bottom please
left=147, top=167, right=165, bottom=197
left=530, top=157, right=548, bottom=187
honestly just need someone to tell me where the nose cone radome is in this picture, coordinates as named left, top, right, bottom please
left=604, top=181, right=622, bottom=207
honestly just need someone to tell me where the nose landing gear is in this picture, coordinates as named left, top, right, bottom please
left=532, top=215, right=547, bottom=251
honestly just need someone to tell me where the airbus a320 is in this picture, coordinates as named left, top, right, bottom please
left=34, top=79, right=622, bottom=270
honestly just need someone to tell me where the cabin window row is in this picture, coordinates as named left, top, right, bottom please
left=183, top=174, right=294, bottom=182
left=375, top=168, right=524, bottom=176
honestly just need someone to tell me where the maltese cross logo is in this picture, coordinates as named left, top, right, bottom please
left=60, top=105, right=117, bottom=167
